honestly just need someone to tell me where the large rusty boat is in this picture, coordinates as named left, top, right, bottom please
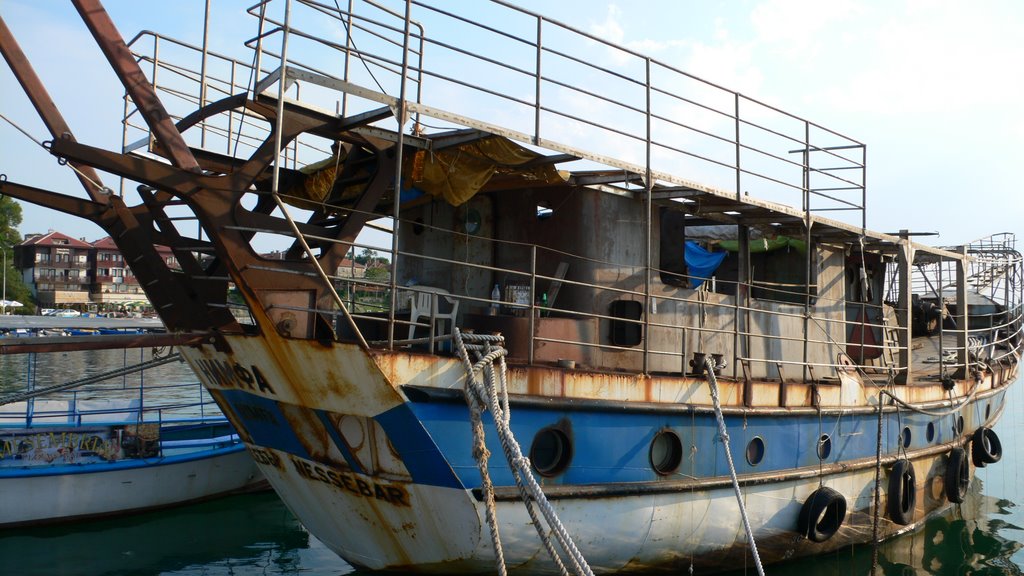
left=1, top=1, right=1020, bottom=573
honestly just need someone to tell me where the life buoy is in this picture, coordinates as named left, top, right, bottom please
left=971, top=427, right=1002, bottom=467
left=945, top=447, right=970, bottom=504
left=798, top=486, right=847, bottom=542
left=887, top=459, right=916, bottom=526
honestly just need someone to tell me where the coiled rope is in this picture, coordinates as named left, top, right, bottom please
left=701, top=356, right=765, bottom=576
left=454, top=328, right=594, bottom=576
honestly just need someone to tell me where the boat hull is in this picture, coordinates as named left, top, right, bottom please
left=0, top=446, right=265, bottom=527
left=180, top=335, right=1012, bottom=573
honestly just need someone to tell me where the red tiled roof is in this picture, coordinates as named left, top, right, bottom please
left=93, top=236, right=173, bottom=256
left=18, top=230, right=92, bottom=249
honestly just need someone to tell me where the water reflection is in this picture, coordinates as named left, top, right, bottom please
left=700, top=478, right=1024, bottom=576
left=0, top=492, right=342, bottom=576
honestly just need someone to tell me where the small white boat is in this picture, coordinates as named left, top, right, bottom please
left=0, top=336, right=266, bottom=527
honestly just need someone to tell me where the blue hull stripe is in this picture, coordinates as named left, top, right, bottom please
left=375, top=403, right=464, bottom=490
left=216, top=390, right=312, bottom=461
left=314, top=409, right=365, bottom=475
left=0, top=444, right=246, bottom=478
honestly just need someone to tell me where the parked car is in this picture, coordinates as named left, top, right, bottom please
left=50, top=309, right=82, bottom=318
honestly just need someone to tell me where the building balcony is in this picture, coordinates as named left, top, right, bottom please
left=94, top=275, right=137, bottom=284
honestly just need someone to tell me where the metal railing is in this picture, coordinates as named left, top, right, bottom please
left=110, top=1, right=1024, bottom=384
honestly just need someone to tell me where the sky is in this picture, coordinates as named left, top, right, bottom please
left=1, top=0, right=1023, bottom=250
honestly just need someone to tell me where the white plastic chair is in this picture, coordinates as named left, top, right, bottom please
left=407, top=286, right=459, bottom=341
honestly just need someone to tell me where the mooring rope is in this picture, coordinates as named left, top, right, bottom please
left=701, top=356, right=766, bottom=576
left=454, top=328, right=594, bottom=576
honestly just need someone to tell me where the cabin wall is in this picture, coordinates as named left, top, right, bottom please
left=645, top=228, right=848, bottom=380
left=397, top=195, right=494, bottom=306
left=397, top=187, right=849, bottom=380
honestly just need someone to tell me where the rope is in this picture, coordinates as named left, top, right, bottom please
left=0, top=113, right=110, bottom=194
left=701, top=356, right=765, bottom=576
left=877, top=376, right=982, bottom=417
left=869, top=373, right=886, bottom=575
left=454, top=328, right=593, bottom=576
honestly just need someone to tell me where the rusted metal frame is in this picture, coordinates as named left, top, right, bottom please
left=173, top=93, right=251, bottom=141
left=72, top=0, right=201, bottom=173
left=734, top=93, right=742, bottom=203
left=736, top=226, right=750, bottom=387
left=861, top=144, right=868, bottom=231
left=642, top=56, right=652, bottom=375
left=386, top=0, right=414, bottom=350
left=936, top=255, right=948, bottom=383
left=199, top=0, right=211, bottom=148
left=340, top=0, right=355, bottom=118
left=401, top=379, right=1005, bottom=417
left=228, top=60, right=238, bottom=157
left=0, top=180, right=108, bottom=222
left=955, top=246, right=970, bottom=379
left=101, top=195, right=238, bottom=331
left=41, top=138, right=263, bottom=329
left=803, top=220, right=813, bottom=383
left=134, top=186, right=219, bottom=279
left=896, top=234, right=914, bottom=383
left=268, top=0, right=293, bottom=220
left=258, top=3, right=362, bottom=346
left=732, top=92, right=744, bottom=382
left=322, top=148, right=395, bottom=265
left=528, top=246, right=537, bottom=364
left=263, top=4, right=347, bottom=341
left=0, top=332, right=210, bottom=355
left=533, top=13, right=542, bottom=144
left=234, top=207, right=335, bottom=244
left=802, top=121, right=812, bottom=383
left=0, top=15, right=108, bottom=204
left=49, top=139, right=196, bottom=197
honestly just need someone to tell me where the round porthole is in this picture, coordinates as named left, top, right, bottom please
left=746, top=436, right=765, bottom=466
left=650, top=429, right=683, bottom=475
left=954, top=415, right=965, bottom=435
left=901, top=426, right=912, bottom=449
left=926, top=422, right=935, bottom=443
left=530, top=427, right=572, bottom=477
left=817, top=434, right=832, bottom=460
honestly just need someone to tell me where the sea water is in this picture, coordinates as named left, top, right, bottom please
left=2, top=353, right=1021, bottom=576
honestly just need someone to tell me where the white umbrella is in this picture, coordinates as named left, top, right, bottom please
left=0, top=300, right=23, bottom=308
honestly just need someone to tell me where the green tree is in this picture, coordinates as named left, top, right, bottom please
left=0, top=196, right=31, bottom=313
left=355, top=247, right=376, bottom=265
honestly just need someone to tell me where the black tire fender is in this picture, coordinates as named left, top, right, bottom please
left=798, top=486, right=847, bottom=542
left=971, top=427, right=1002, bottom=467
left=887, top=458, right=917, bottom=526
left=945, top=446, right=970, bottom=504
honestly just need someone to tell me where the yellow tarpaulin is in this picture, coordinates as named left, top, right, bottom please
left=286, top=135, right=566, bottom=210
left=405, top=135, right=566, bottom=206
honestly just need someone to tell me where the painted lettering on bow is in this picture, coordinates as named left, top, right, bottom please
left=249, top=446, right=284, bottom=469
left=195, top=358, right=276, bottom=394
left=290, top=457, right=410, bottom=507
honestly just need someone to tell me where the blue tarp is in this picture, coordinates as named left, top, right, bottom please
left=684, top=240, right=727, bottom=288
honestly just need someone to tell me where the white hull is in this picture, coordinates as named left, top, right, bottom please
left=1, top=447, right=264, bottom=527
